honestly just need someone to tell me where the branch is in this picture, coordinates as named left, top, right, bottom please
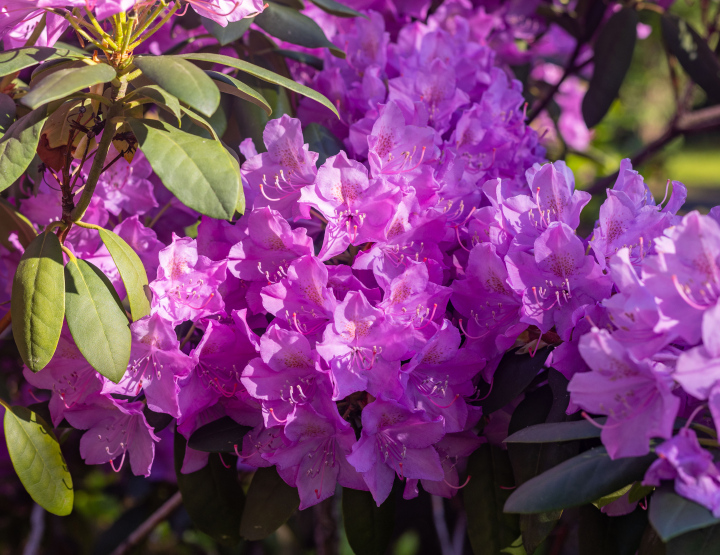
left=0, top=310, right=11, bottom=336
left=586, top=104, right=720, bottom=196
left=109, top=491, right=183, bottom=555
left=527, top=41, right=583, bottom=124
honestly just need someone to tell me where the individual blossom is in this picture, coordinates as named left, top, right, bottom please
left=94, top=150, right=158, bottom=216
left=347, top=396, right=445, bottom=505
left=568, top=328, right=680, bottom=459
left=185, top=0, right=265, bottom=27
left=149, top=234, right=227, bottom=325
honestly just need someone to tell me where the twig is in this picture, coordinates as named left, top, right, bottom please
left=314, top=495, right=339, bottom=555
left=431, top=495, right=455, bottom=555
left=0, top=310, right=11, bottom=336
left=527, top=41, right=583, bottom=124
left=110, top=491, right=183, bottom=555
left=22, top=504, right=44, bottom=555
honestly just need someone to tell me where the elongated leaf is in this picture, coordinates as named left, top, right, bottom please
left=130, top=85, right=182, bottom=123
left=504, top=447, right=656, bottom=514
left=277, top=48, right=324, bottom=70
left=64, top=259, right=131, bottom=383
left=174, top=430, right=243, bottom=545
left=0, top=197, right=36, bottom=250
left=206, top=70, right=271, bottom=115
left=255, top=3, right=345, bottom=58
left=240, top=466, right=300, bottom=540
left=667, top=522, right=720, bottom=554
left=188, top=416, right=252, bottom=453
left=480, top=347, right=550, bottom=414
left=465, top=444, right=520, bottom=554
left=97, top=228, right=150, bottom=321
left=309, top=0, right=362, bottom=17
left=649, top=486, right=720, bottom=542
left=342, top=487, right=395, bottom=555
left=0, top=106, right=47, bottom=192
left=303, top=122, right=341, bottom=166
left=505, top=419, right=603, bottom=443
left=4, top=405, right=73, bottom=515
left=11, top=231, right=64, bottom=371
left=201, top=16, right=253, bottom=45
left=0, top=92, right=16, bottom=134
left=582, top=7, right=638, bottom=128
left=181, top=52, right=339, bottom=117
left=0, top=47, right=82, bottom=77
left=134, top=56, right=220, bottom=118
left=129, top=118, right=240, bottom=219
left=662, top=14, right=720, bottom=104
left=22, top=63, right=116, bottom=110
left=179, top=106, right=221, bottom=140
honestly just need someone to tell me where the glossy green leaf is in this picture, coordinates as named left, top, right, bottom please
left=255, top=3, right=345, bottom=58
left=11, top=231, right=64, bottom=372
left=97, top=228, right=150, bottom=321
left=628, top=482, right=654, bottom=504
left=309, top=0, right=362, bottom=17
left=130, top=85, right=182, bottom=124
left=504, top=419, right=604, bottom=443
left=206, top=70, right=271, bottom=115
left=174, top=430, right=244, bottom=545
left=0, top=106, right=47, bottom=192
left=504, top=447, right=656, bottom=514
left=0, top=47, right=82, bottom=77
left=593, top=484, right=633, bottom=509
left=0, top=92, right=16, bottom=134
left=662, top=14, right=720, bottom=104
left=480, top=347, right=550, bottom=414
left=3, top=404, right=73, bottom=515
left=276, top=48, right=324, bottom=70
left=465, top=444, right=520, bottom=555
left=187, top=416, right=252, bottom=453
left=0, top=197, right=36, bottom=250
left=667, top=523, right=720, bottom=554
left=134, top=56, right=220, bottom=118
left=201, top=16, right=253, bottom=45
left=21, top=63, right=116, bottom=110
left=181, top=52, right=339, bottom=117
left=303, top=122, right=342, bottom=166
left=179, top=106, right=221, bottom=140
left=582, top=7, right=638, bottom=128
left=129, top=118, right=240, bottom=219
left=240, top=466, right=300, bottom=540
left=649, top=486, right=720, bottom=542
left=64, top=258, right=131, bottom=383
left=342, top=487, right=395, bottom=555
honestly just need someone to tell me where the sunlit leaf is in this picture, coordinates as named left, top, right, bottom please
left=21, top=63, right=116, bottom=110
left=0, top=106, right=47, bottom=192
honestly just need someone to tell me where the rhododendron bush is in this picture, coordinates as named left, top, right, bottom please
left=3, top=0, right=720, bottom=553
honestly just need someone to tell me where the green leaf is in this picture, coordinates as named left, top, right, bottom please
left=0, top=106, right=47, bottom=192
left=593, top=484, right=633, bottom=509
left=342, top=488, right=395, bottom=555
left=465, top=444, right=520, bottom=554
left=303, top=122, right=342, bottom=166
left=240, top=466, right=300, bottom=540
left=134, top=56, right=220, bottom=118
left=187, top=416, right=252, bottom=453
left=179, top=105, right=221, bottom=140
left=276, top=49, right=324, bottom=70
left=0, top=92, right=16, bottom=135
left=201, top=16, right=253, bottom=46
left=181, top=52, right=339, bottom=117
left=504, top=447, right=656, bottom=514
left=4, top=405, right=73, bottom=516
left=255, top=3, right=345, bottom=58
left=174, top=430, right=243, bottom=545
left=21, top=63, right=116, bottom=110
left=0, top=47, right=83, bottom=78
left=649, top=486, right=720, bottom=542
left=0, top=197, right=36, bottom=251
left=661, top=14, right=720, bottom=104
left=11, top=231, right=65, bottom=372
left=129, top=118, right=240, bottom=219
left=628, top=482, right=654, bottom=504
left=581, top=7, right=638, bottom=128
left=667, top=523, right=720, bottom=554
left=129, top=85, right=182, bottom=124
left=480, top=347, right=551, bottom=414
left=97, top=228, right=150, bottom=321
left=504, top=419, right=603, bottom=444
left=309, top=0, right=362, bottom=17
left=206, top=70, right=272, bottom=115
left=64, top=258, right=131, bottom=383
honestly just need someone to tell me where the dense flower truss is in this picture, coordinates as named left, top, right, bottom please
left=6, top=0, right=720, bottom=520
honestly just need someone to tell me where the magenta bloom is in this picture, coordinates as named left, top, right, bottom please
left=347, top=396, right=445, bottom=505
left=568, top=329, right=680, bottom=458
